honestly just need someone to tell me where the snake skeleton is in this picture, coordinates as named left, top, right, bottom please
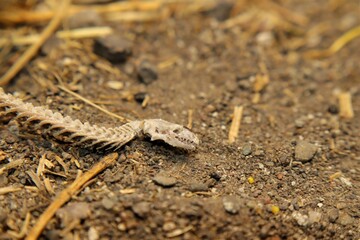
left=0, top=88, right=199, bottom=151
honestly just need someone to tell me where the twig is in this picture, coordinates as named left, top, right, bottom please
left=252, top=73, right=269, bottom=104
left=228, top=106, right=244, bottom=144
left=0, top=0, right=71, bottom=86
left=26, top=153, right=118, bottom=240
left=58, top=85, right=131, bottom=123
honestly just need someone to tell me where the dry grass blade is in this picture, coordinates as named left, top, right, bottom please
left=26, top=170, right=45, bottom=192
left=105, top=9, right=168, bottom=22
left=0, top=185, right=23, bottom=195
left=0, top=158, right=25, bottom=175
left=0, top=1, right=160, bottom=24
left=0, top=0, right=71, bottom=86
left=304, top=25, right=360, bottom=59
left=26, top=153, right=118, bottom=240
left=58, top=85, right=131, bottom=123
left=261, top=0, right=309, bottom=26
left=0, top=26, right=113, bottom=47
left=228, top=106, right=244, bottom=144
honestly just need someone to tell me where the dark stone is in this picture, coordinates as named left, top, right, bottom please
left=203, top=2, right=234, bottom=21
left=328, top=104, right=339, bottom=114
left=93, top=34, right=132, bottom=63
left=294, top=140, right=318, bottom=163
left=210, top=172, right=221, bottom=181
left=188, top=181, right=209, bottom=192
left=41, top=36, right=64, bottom=55
left=132, top=202, right=151, bottom=219
left=137, top=60, right=158, bottom=84
left=134, top=92, right=148, bottom=104
left=67, top=10, right=103, bottom=29
left=153, top=174, right=177, bottom=187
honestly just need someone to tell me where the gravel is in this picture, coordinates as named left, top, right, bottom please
left=153, top=174, right=177, bottom=187
left=294, top=140, right=318, bottom=162
left=223, top=196, right=240, bottom=214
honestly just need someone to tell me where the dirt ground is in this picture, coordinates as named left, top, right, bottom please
left=0, top=0, right=359, bottom=239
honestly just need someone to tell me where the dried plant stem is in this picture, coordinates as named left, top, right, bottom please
left=228, top=106, right=244, bottom=144
left=26, top=153, right=118, bottom=240
left=0, top=0, right=71, bottom=86
left=304, top=25, right=360, bottom=59
left=338, top=92, right=354, bottom=119
left=187, top=109, right=193, bottom=129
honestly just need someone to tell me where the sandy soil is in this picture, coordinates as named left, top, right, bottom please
left=0, top=0, right=359, bottom=239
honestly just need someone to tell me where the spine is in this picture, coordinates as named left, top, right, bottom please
left=0, top=88, right=140, bottom=150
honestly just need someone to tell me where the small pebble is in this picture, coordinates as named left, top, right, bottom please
left=57, top=202, right=91, bottom=225
left=337, top=212, right=354, bottom=226
left=137, top=60, right=158, bottom=84
left=205, top=178, right=217, bottom=187
left=4, top=133, right=17, bottom=144
left=132, top=202, right=151, bottom=219
left=93, top=34, right=132, bottom=63
left=163, top=222, right=176, bottom=232
left=188, top=181, right=209, bottom=192
left=0, top=175, right=9, bottom=187
left=292, top=211, right=309, bottom=226
left=88, top=227, right=99, bottom=240
left=243, top=116, right=252, bottom=124
left=242, top=143, right=252, bottom=156
left=134, top=92, right=148, bottom=104
left=308, top=210, right=322, bottom=224
left=204, top=1, right=234, bottom=21
left=101, top=197, right=116, bottom=210
left=248, top=176, right=255, bottom=184
left=271, top=205, right=280, bottom=215
left=223, top=196, right=240, bottom=214
left=294, top=119, right=305, bottom=128
left=295, top=140, right=318, bottom=162
left=106, top=81, right=124, bottom=90
left=210, top=172, right=221, bottom=181
left=68, top=10, right=103, bottom=29
left=153, top=174, right=177, bottom=187
left=256, top=31, right=274, bottom=46
left=328, top=104, right=339, bottom=114
left=41, top=36, right=64, bottom=55
left=327, top=208, right=339, bottom=223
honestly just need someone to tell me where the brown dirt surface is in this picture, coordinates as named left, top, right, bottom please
left=0, top=0, right=359, bottom=239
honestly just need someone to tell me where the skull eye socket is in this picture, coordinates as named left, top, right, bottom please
left=173, top=128, right=181, bottom=134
